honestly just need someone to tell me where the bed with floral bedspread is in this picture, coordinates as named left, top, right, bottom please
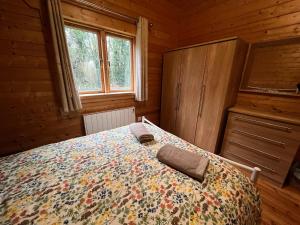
left=0, top=124, right=260, bottom=225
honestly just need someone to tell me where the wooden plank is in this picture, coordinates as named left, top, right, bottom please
left=61, top=2, right=137, bottom=36
left=0, top=55, right=49, bottom=69
left=0, top=0, right=178, bottom=156
left=175, top=45, right=207, bottom=143
left=178, top=0, right=300, bottom=45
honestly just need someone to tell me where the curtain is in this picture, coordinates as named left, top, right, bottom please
left=47, top=0, right=82, bottom=113
left=135, top=16, right=149, bottom=102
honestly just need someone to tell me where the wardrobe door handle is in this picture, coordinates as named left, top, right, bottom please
left=177, top=83, right=182, bottom=110
left=175, top=83, right=180, bottom=111
left=198, top=84, right=206, bottom=118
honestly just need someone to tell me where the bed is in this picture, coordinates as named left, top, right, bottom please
left=0, top=120, right=260, bottom=225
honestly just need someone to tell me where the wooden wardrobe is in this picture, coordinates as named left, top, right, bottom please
left=160, top=37, right=248, bottom=153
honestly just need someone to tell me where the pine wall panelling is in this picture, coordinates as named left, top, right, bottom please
left=175, top=2, right=300, bottom=224
left=0, top=0, right=84, bottom=156
left=88, top=0, right=180, bottom=120
left=178, top=0, right=300, bottom=45
left=3, top=0, right=300, bottom=157
left=177, top=0, right=300, bottom=145
left=0, top=0, right=179, bottom=156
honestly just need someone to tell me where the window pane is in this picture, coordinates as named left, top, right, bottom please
left=106, top=35, right=131, bottom=91
left=65, top=26, right=102, bottom=92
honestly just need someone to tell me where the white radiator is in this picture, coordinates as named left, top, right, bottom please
left=83, top=107, right=136, bottom=135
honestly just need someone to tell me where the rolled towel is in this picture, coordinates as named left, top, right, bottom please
left=157, top=144, right=209, bottom=182
left=129, top=123, right=154, bottom=143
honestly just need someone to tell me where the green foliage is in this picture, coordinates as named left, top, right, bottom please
left=65, top=26, right=101, bottom=91
left=107, top=36, right=131, bottom=90
left=65, top=26, right=132, bottom=92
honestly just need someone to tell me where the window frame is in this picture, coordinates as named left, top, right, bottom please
left=104, top=32, right=135, bottom=93
left=65, top=23, right=105, bottom=94
left=65, top=22, right=135, bottom=95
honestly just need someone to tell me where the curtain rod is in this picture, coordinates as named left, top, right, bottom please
left=62, top=0, right=138, bottom=24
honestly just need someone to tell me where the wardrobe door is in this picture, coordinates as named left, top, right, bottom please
left=175, top=46, right=208, bottom=143
left=194, top=41, right=237, bottom=152
left=160, top=50, right=182, bottom=133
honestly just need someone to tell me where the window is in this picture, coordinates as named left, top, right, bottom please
left=106, top=35, right=132, bottom=91
left=65, top=25, right=133, bottom=94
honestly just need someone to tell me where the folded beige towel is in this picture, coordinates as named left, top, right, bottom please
left=157, top=144, right=209, bottom=182
left=129, top=123, right=154, bottom=143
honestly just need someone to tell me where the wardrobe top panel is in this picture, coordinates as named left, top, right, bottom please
left=167, top=36, right=242, bottom=52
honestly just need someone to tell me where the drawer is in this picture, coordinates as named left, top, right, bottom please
left=226, top=127, right=298, bottom=162
left=221, top=112, right=300, bottom=186
left=228, top=112, right=300, bottom=141
left=222, top=150, right=284, bottom=185
left=222, top=139, right=290, bottom=184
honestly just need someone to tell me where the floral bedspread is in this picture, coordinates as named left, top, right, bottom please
left=0, top=124, right=260, bottom=225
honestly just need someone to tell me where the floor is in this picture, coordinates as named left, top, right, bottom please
left=258, top=179, right=300, bottom=225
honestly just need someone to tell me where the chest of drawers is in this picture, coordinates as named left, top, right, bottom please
left=221, top=110, right=300, bottom=187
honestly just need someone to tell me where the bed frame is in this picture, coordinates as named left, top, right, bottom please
left=142, top=116, right=261, bottom=183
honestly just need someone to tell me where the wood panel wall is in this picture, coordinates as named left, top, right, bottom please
left=88, top=0, right=179, bottom=122
left=178, top=0, right=300, bottom=45
left=0, top=0, right=83, bottom=156
left=177, top=0, right=300, bottom=160
left=0, top=0, right=179, bottom=156
left=3, top=0, right=300, bottom=157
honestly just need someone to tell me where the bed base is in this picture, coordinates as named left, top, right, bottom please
left=142, top=116, right=261, bottom=184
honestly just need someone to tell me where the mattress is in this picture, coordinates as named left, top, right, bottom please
left=0, top=124, right=260, bottom=225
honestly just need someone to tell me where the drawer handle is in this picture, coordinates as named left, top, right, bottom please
left=198, top=84, right=206, bottom=118
left=226, top=152, right=277, bottom=174
left=229, top=140, right=281, bottom=161
left=232, top=116, right=292, bottom=133
left=232, top=129, right=286, bottom=148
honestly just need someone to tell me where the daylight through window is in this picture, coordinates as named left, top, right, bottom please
left=65, top=25, right=133, bottom=94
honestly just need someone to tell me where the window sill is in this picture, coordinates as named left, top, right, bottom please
left=80, top=92, right=135, bottom=99
left=80, top=92, right=136, bottom=114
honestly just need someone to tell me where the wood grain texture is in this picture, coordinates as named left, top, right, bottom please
left=0, top=0, right=84, bottom=156
left=236, top=92, right=300, bottom=118
left=61, top=2, right=137, bottom=36
left=237, top=169, right=300, bottom=225
left=0, top=0, right=179, bottom=156
left=88, top=0, right=179, bottom=123
left=259, top=177, right=300, bottom=225
left=241, top=37, right=300, bottom=93
left=221, top=111, right=300, bottom=186
left=194, top=39, right=248, bottom=153
left=177, top=0, right=300, bottom=121
left=178, top=0, right=300, bottom=46
left=194, top=41, right=237, bottom=151
left=161, top=38, right=248, bottom=153
left=176, top=2, right=300, bottom=222
left=160, top=51, right=182, bottom=133
left=177, top=0, right=300, bottom=156
left=175, top=46, right=208, bottom=143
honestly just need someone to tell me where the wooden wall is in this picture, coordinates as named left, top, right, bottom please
left=61, top=0, right=180, bottom=123
left=0, top=0, right=83, bottom=156
left=177, top=0, right=300, bottom=160
left=178, top=0, right=300, bottom=46
left=87, top=0, right=179, bottom=123
left=3, top=0, right=300, bottom=157
left=0, top=0, right=179, bottom=156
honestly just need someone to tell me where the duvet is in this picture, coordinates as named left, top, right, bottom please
left=0, top=124, right=260, bottom=225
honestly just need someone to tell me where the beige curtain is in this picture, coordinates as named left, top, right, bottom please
left=135, top=16, right=149, bottom=102
left=47, top=0, right=82, bottom=113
